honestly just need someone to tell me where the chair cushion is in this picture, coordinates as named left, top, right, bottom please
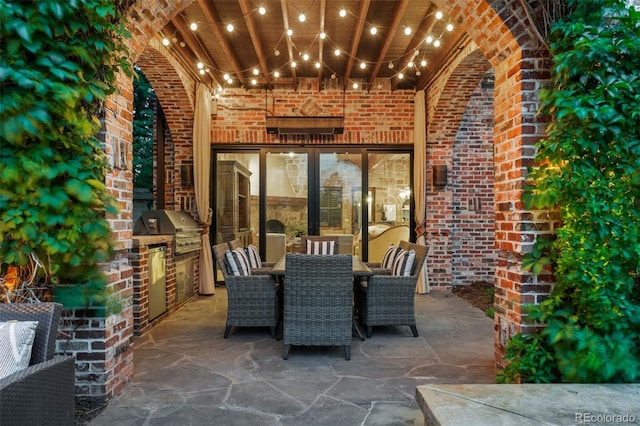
left=306, top=240, right=335, bottom=255
left=0, top=320, right=38, bottom=380
left=392, top=249, right=416, bottom=276
left=381, top=244, right=403, bottom=269
left=225, top=248, right=252, bottom=276
left=244, top=244, right=262, bottom=268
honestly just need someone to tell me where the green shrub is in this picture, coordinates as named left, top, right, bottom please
left=0, top=0, right=132, bottom=309
left=499, top=0, right=640, bottom=383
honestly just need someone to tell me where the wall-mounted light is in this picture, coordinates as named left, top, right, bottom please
left=433, top=165, right=448, bottom=188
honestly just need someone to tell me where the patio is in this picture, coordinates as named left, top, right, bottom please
left=86, top=288, right=495, bottom=425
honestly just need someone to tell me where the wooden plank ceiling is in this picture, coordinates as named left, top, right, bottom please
left=157, top=0, right=467, bottom=92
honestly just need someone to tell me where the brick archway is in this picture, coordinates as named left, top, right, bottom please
left=78, top=0, right=553, bottom=402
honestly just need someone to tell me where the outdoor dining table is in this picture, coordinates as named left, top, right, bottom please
left=269, top=254, right=373, bottom=340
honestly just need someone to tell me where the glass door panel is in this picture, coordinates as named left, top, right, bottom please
left=367, top=153, right=411, bottom=263
left=318, top=152, right=362, bottom=256
left=265, top=151, right=308, bottom=260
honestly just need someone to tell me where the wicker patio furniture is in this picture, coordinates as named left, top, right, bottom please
left=355, top=241, right=429, bottom=338
left=212, top=243, right=280, bottom=338
left=283, top=254, right=353, bottom=360
left=0, top=302, right=75, bottom=425
left=227, top=239, right=275, bottom=274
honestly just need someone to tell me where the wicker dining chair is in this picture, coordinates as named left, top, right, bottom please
left=212, top=243, right=280, bottom=338
left=283, top=254, right=353, bottom=360
left=355, top=241, right=429, bottom=338
left=0, top=302, right=75, bottom=425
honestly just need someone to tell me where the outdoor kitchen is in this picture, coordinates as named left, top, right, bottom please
left=130, top=210, right=202, bottom=336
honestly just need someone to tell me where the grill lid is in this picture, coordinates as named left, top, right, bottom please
left=134, top=210, right=201, bottom=235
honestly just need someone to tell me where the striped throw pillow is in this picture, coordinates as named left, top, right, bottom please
left=0, top=320, right=38, bottom=380
left=306, top=240, right=336, bottom=255
left=244, top=245, right=262, bottom=268
left=225, top=248, right=252, bottom=276
left=381, top=244, right=403, bottom=269
left=392, top=249, right=416, bottom=276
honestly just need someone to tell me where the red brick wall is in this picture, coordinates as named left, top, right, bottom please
left=63, top=0, right=557, bottom=402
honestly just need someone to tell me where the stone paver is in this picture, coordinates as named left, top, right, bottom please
left=89, top=289, right=495, bottom=426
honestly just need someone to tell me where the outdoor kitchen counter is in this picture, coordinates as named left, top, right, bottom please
left=132, top=234, right=174, bottom=248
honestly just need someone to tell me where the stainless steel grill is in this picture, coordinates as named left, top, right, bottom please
left=134, top=210, right=203, bottom=256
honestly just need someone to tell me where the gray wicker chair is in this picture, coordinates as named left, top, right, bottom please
left=298, top=235, right=340, bottom=254
left=0, top=302, right=75, bottom=426
left=213, top=243, right=280, bottom=338
left=283, top=254, right=353, bottom=360
left=355, top=241, right=429, bottom=338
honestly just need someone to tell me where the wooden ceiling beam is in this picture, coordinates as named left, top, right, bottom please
left=317, top=0, right=327, bottom=87
left=344, top=0, right=370, bottom=83
left=280, top=0, right=297, bottom=89
left=197, top=0, right=245, bottom=86
left=368, top=0, right=409, bottom=85
left=169, top=17, right=222, bottom=88
left=238, top=0, right=272, bottom=85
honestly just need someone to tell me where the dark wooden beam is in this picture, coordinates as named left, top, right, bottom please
left=368, top=0, right=409, bottom=85
left=344, top=0, right=370, bottom=83
left=198, top=0, right=245, bottom=86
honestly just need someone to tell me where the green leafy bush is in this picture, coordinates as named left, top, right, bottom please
left=0, top=0, right=132, bottom=309
left=499, top=0, right=640, bottom=384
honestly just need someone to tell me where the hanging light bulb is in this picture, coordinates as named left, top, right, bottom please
left=416, top=70, right=421, bottom=76
left=398, top=72, right=404, bottom=79
left=199, top=69, right=205, bottom=75
left=360, top=62, right=366, bottom=69
left=447, top=23, right=454, bottom=31
left=320, top=32, right=326, bottom=39
left=162, top=37, right=170, bottom=46
left=408, top=61, right=414, bottom=68
left=421, top=59, right=427, bottom=67
left=434, top=39, right=441, bottom=47
left=331, top=73, right=336, bottom=79
left=251, top=78, right=257, bottom=85
left=370, top=26, right=377, bottom=35
left=352, top=82, right=359, bottom=89
left=299, top=14, right=306, bottom=22
left=274, top=70, right=280, bottom=78
left=315, top=62, right=321, bottom=69
left=226, top=23, right=234, bottom=32
left=190, top=22, right=198, bottom=31
left=426, top=35, right=433, bottom=44
left=339, top=9, right=347, bottom=17
left=287, top=29, right=293, bottom=36
left=197, top=62, right=204, bottom=69
left=334, top=49, right=341, bottom=56
left=388, top=61, right=394, bottom=69
left=291, top=61, right=297, bottom=68
left=302, top=53, right=309, bottom=61
left=274, top=48, right=280, bottom=56
left=223, top=73, right=230, bottom=81
left=404, top=27, right=412, bottom=36
left=253, top=68, right=259, bottom=75
left=435, top=11, right=443, bottom=19
left=258, top=6, right=266, bottom=15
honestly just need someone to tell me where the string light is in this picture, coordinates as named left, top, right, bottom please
left=175, top=6, right=454, bottom=88
left=162, top=37, right=170, bottom=46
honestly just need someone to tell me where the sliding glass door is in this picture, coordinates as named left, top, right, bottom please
left=212, top=147, right=412, bottom=263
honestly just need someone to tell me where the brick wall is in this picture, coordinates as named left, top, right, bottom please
left=61, top=0, right=558, bottom=402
